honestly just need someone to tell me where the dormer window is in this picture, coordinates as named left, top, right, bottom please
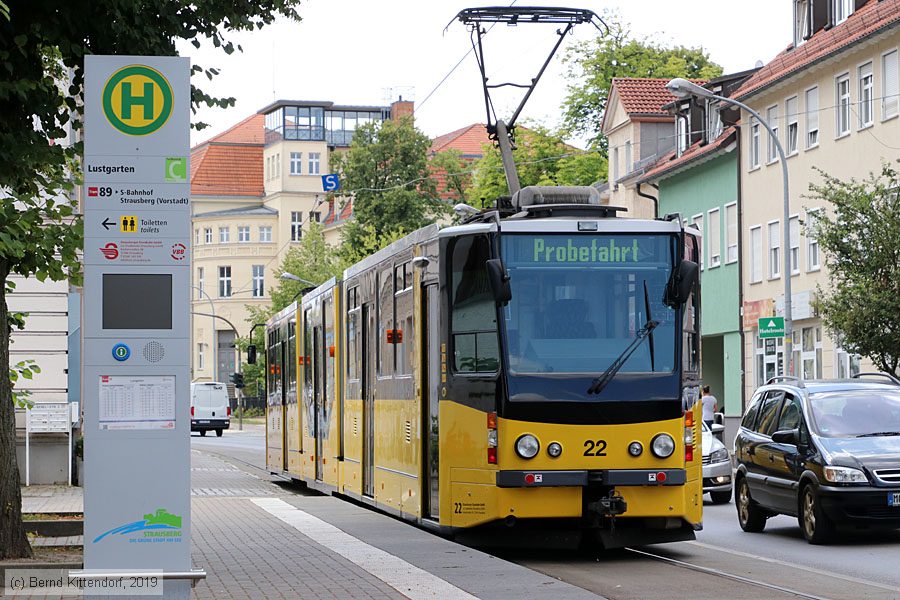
left=706, top=100, right=723, bottom=143
left=676, top=115, right=689, bottom=157
left=794, top=0, right=811, bottom=45
left=833, top=0, right=853, bottom=25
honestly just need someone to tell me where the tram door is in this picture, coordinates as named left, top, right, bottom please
left=314, top=323, right=324, bottom=481
left=361, top=302, right=376, bottom=497
left=281, top=338, right=289, bottom=472
left=423, top=284, right=440, bottom=519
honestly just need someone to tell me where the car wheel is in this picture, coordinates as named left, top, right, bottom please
left=736, top=476, right=767, bottom=532
left=710, top=489, right=732, bottom=505
left=800, top=484, right=835, bottom=544
left=199, top=430, right=206, bottom=437
left=216, top=429, right=223, bottom=437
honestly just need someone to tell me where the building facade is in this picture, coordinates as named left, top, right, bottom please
left=733, top=0, right=899, bottom=400
left=190, top=99, right=411, bottom=385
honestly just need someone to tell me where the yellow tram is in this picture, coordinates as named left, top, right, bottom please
left=264, top=185, right=704, bottom=547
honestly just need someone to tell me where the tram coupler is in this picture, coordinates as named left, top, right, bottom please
left=588, top=492, right=627, bottom=517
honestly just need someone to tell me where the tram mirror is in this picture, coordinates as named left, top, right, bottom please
left=665, top=259, right=699, bottom=306
left=247, top=344, right=257, bottom=365
left=485, top=259, right=512, bottom=305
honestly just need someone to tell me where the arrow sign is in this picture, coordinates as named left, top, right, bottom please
left=758, top=316, right=785, bottom=339
left=101, top=217, right=115, bottom=230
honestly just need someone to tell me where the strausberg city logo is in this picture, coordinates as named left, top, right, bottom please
left=102, top=65, right=173, bottom=136
left=93, top=508, right=183, bottom=544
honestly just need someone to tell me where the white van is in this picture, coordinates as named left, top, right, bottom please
left=190, top=382, right=230, bottom=437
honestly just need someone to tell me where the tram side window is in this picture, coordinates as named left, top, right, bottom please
left=287, top=319, right=297, bottom=403
left=267, top=329, right=280, bottom=405
left=451, top=235, right=499, bottom=373
left=303, top=308, right=313, bottom=396
left=324, top=296, right=335, bottom=405
left=395, top=262, right=414, bottom=376
left=378, top=266, right=394, bottom=376
left=347, top=286, right=359, bottom=380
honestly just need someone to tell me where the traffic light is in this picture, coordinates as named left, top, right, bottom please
left=247, top=344, right=257, bottom=365
left=231, top=372, right=245, bottom=389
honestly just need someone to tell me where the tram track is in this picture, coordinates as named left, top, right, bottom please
left=623, top=547, right=833, bottom=600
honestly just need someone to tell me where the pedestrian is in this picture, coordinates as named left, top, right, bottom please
left=701, top=385, right=718, bottom=428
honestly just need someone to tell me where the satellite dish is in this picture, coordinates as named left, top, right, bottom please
left=755, top=60, right=764, bottom=68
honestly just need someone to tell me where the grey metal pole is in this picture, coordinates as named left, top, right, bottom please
left=495, top=120, right=521, bottom=196
left=708, top=93, right=793, bottom=376
left=192, top=286, right=218, bottom=382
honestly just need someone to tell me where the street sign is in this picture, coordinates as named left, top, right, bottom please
left=758, top=316, right=786, bottom=339
left=81, top=55, right=197, bottom=597
left=322, top=173, right=340, bottom=192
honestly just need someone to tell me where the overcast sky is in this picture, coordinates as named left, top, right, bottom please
left=180, top=1, right=793, bottom=148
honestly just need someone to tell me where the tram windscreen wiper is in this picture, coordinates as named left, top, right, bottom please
left=587, top=281, right=658, bottom=395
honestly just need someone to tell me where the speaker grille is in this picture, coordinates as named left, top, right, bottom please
left=143, top=341, right=165, bottom=363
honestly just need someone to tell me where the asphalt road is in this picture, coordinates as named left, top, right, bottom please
left=193, top=429, right=900, bottom=599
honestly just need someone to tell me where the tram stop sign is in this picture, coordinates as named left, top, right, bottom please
left=758, top=316, right=786, bottom=339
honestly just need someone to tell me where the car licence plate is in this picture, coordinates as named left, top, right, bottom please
left=198, top=420, right=210, bottom=424
left=889, top=492, right=900, bottom=506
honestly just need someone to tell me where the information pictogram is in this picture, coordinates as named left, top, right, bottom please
left=120, top=215, right=138, bottom=233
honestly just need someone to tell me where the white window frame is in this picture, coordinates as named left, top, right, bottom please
left=252, top=265, right=265, bottom=298
left=309, top=210, right=321, bottom=223
left=197, top=267, right=204, bottom=300
left=789, top=214, right=800, bottom=275
left=676, top=115, right=689, bottom=156
left=204, top=228, right=212, bottom=244
left=882, top=49, right=899, bottom=120
left=624, top=141, right=632, bottom=175
left=218, top=266, right=232, bottom=298
left=198, top=343, right=204, bottom=370
left=612, top=146, right=620, bottom=184
left=291, top=211, right=302, bottom=241
left=275, top=153, right=281, bottom=177
left=833, top=0, right=853, bottom=25
left=836, top=72, right=851, bottom=138
left=749, top=118, right=761, bottom=169
left=794, top=0, right=811, bottom=46
left=785, top=95, right=799, bottom=155
left=308, top=152, right=321, bottom=175
left=766, top=104, right=779, bottom=164
left=708, top=207, right=721, bottom=268
left=706, top=100, right=723, bottom=142
left=290, top=152, right=302, bottom=175
left=194, top=228, right=200, bottom=245
left=691, top=214, right=704, bottom=269
left=749, top=225, right=763, bottom=283
left=805, top=208, right=821, bottom=272
left=218, top=226, right=229, bottom=244
left=238, top=226, right=250, bottom=243
left=259, top=225, right=272, bottom=243
left=725, top=202, right=738, bottom=264
left=768, top=219, right=781, bottom=280
left=858, top=61, right=874, bottom=129
left=805, top=86, right=819, bottom=149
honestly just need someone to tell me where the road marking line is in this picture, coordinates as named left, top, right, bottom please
left=687, top=540, right=900, bottom=593
left=251, top=497, right=479, bottom=600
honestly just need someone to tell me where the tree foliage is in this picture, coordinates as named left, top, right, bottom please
left=429, top=149, right=471, bottom=203
left=561, top=13, right=723, bottom=148
left=0, top=0, right=303, bottom=561
left=468, top=125, right=607, bottom=203
left=336, top=118, right=447, bottom=251
left=807, top=163, right=900, bottom=377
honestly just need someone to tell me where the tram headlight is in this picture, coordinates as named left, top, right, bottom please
left=547, top=442, right=562, bottom=458
left=628, top=441, right=643, bottom=457
left=515, top=434, right=540, bottom=459
left=650, top=433, right=676, bottom=458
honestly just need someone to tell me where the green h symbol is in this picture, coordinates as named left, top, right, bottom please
left=120, top=81, right=155, bottom=120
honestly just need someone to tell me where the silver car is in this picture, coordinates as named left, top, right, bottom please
left=702, top=420, right=732, bottom=504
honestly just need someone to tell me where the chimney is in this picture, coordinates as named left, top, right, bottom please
left=391, top=96, right=414, bottom=122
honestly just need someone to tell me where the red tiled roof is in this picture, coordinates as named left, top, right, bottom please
left=637, top=126, right=737, bottom=183
left=430, top=123, right=490, bottom=157
left=612, top=78, right=681, bottom=117
left=734, top=0, right=900, bottom=100
left=323, top=198, right=353, bottom=225
left=190, top=114, right=264, bottom=197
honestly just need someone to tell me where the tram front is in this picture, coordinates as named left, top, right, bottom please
left=439, top=186, right=702, bottom=548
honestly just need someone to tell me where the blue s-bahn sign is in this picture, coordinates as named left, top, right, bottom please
left=322, top=173, right=340, bottom=192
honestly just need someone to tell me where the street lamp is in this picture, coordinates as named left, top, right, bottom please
left=279, top=272, right=319, bottom=287
left=665, top=78, right=794, bottom=376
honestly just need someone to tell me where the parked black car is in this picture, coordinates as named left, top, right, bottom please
left=733, top=374, right=900, bottom=544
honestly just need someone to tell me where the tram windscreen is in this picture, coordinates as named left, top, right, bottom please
left=501, top=234, right=677, bottom=375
